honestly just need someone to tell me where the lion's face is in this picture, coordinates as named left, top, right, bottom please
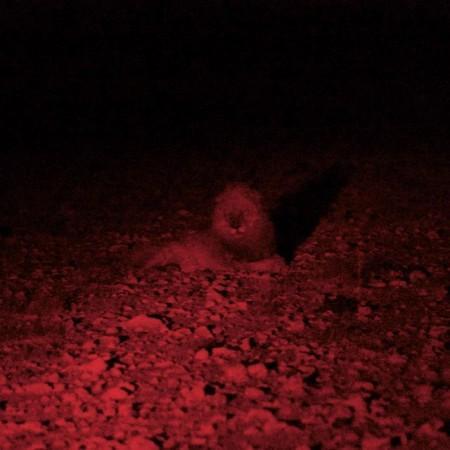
left=214, top=199, right=260, bottom=240
left=211, top=183, right=275, bottom=260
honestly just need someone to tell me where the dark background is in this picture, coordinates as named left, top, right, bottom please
left=2, top=1, right=450, bottom=157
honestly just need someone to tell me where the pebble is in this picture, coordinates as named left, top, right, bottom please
left=212, top=347, right=238, bottom=359
left=387, top=352, right=407, bottom=365
left=416, top=419, right=444, bottom=437
left=195, top=326, right=213, bottom=339
left=197, top=421, right=216, bottom=436
left=279, top=375, right=304, bottom=395
left=103, top=386, right=130, bottom=401
left=22, top=382, right=53, bottom=395
left=244, top=387, right=265, bottom=399
left=409, top=269, right=427, bottom=282
left=287, top=317, right=305, bottom=333
left=223, top=364, right=248, bottom=384
left=127, top=436, right=159, bottom=450
left=247, top=363, right=268, bottom=379
left=361, top=434, right=390, bottom=449
left=344, top=394, right=367, bottom=419
left=389, top=279, right=407, bottom=287
left=180, top=383, right=206, bottom=405
left=414, top=384, right=433, bottom=405
left=78, top=357, right=107, bottom=377
left=124, top=315, right=167, bottom=332
left=357, top=305, right=372, bottom=320
left=194, top=349, right=209, bottom=361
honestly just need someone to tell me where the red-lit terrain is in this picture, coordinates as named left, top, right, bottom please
left=0, top=143, right=448, bottom=449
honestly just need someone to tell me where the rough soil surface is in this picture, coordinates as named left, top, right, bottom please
left=0, top=141, right=449, bottom=449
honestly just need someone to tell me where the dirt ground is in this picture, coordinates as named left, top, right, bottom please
left=0, top=138, right=449, bottom=449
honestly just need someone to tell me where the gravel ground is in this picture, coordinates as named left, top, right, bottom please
left=0, top=140, right=449, bottom=449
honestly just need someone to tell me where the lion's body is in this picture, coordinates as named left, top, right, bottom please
left=136, top=183, right=282, bottom=273
left=141, top=232, right=231, bottom=272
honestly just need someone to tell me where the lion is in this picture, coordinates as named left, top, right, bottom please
left=133, top=182, right=284, bottom=273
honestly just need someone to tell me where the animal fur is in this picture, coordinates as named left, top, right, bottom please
left=135, top=182, right=283, bottom=273
left=210, top=182, right=276, bottom=262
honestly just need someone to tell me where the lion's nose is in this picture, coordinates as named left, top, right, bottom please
left=228, top=212, right=244, bottom=229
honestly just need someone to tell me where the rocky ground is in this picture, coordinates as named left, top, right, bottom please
left=0, top=139, right=449, bottom=449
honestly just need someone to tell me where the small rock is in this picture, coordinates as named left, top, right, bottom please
left=357, top=305, right=372, bottom=320
left=127, top=436, right=159, bottom=450
left=387, top=352, right=407, bottom=365
left=389, top=279, right=407, bottom=287
left=244, top=387, right=264, bottom=399
left=247, top=363, right=268, bottom=379
left=287, top=317, right=305, bottom=333
left=194, top=349, right=209, bottom=361
left=22, top=382, right=53, bottom=395
left=414, top=384, right=433, bottom=405
left=124, top=315, right=166, bottom=332
left=361, top=434, right=390, bottom=449
left=280, top=375, right=304, bottom=395
left=417, top=419, right=444, bottom=437
left=195, top=326, right=213, bottom=339
left=212, top=347, right=238, bottom=359
left=344, top=394, right=367, bottom=419
left=223, top=364, right=248, bottom=384
left=409, top=269, right=427, bottom=282
left=180, top=382, right=205, bottom=405
left=427, top=230, right=439, bottom=240
left=103, top=386, right=129, bottom=401
left=245, top=408, right=275, bottom=424
left=197, top=421, right=216, bottom=436
left=78, top=357, right=107, bottom=377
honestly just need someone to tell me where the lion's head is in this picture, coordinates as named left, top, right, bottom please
left=211, top=183, right=275, bottom=261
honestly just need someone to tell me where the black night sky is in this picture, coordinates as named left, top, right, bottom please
left=3, top=1, right=449, bottom=156
left=1, top=3, right=449, bottom=448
